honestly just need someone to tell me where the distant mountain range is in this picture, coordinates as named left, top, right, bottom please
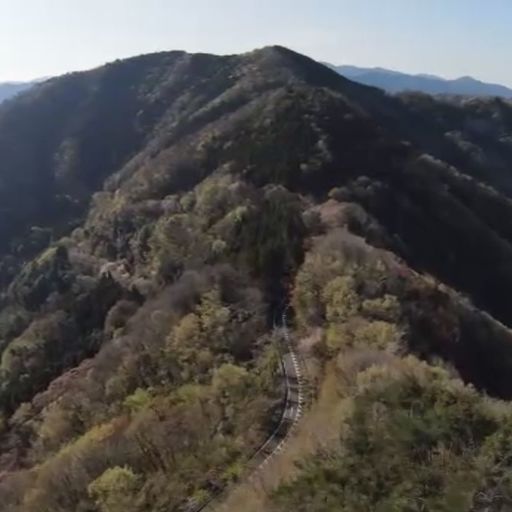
left=0, top=81, right=37, bottom=104
left=327, top=64, right=512, bottom=98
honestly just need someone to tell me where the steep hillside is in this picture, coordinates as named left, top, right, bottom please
left=1, top=46, right=512, bottom=511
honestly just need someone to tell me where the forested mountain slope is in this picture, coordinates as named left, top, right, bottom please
left=1, top=46, right=512, bottom=511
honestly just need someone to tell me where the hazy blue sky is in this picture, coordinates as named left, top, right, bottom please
left=1, top=0, right=511, bottom=85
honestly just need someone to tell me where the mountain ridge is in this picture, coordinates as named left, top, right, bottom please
left=0, top=79, right=43, bottom=104
left=1, top=46, right=512, bottom=511
left=327, top=62, right=512, bottom=98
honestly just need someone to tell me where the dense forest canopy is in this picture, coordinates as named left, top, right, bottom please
left=1, top=46, right=512, bottom=511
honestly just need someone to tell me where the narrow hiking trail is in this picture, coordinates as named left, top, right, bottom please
left=190, top=312, right=306, bottom=512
